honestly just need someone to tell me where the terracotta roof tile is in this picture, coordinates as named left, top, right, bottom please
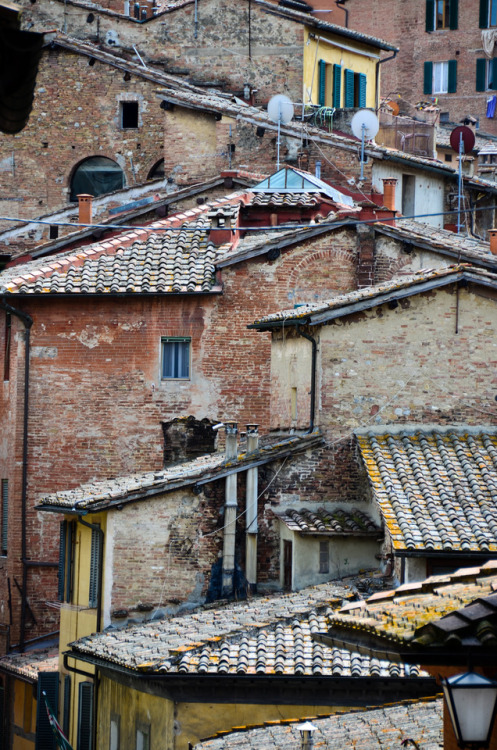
left=278, top=507, right=381, bottom=536
left=0, top=646, right=59, bottom=682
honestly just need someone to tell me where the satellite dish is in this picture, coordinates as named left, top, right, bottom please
left=450, top=125, right=475, bottom=155
left=351, top=109, right=379, bottom=140
left=267, top=94, right=294, bottom=124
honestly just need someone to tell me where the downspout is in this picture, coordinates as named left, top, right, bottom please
left=222, top=422, right=238, bottom=598
left=0, top=297, right=33, bottom=653
left=375, top=50, right=397, bottom=113
left=295, top=325, right=317, bottom=433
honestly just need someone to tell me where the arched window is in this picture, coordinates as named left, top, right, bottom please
left=147, top=158, right=164, bottom=180
left=70, top=157, right=125, bottom=201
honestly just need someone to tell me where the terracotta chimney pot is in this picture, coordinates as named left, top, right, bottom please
left=77, top=194, right=93, bottom=225
left=382, top=179, right=398, bottom=212
left=489, top=229, right=497, bottom=255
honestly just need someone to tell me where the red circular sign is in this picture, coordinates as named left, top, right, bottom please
left=450, top=125, right=476, bottom=155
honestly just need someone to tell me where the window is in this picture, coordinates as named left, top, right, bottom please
left=57, top=520, right=74, bottom=602
left=476, top=58, right=497, bottom=91
left=161, top=338, right=190, bottom=380
left=319, top=541, right=329, bottom=574
left=440, top=111, right=450, bottom=123
left=136, top=723, right=150, bottom=750
left=89, top=525, right=103, bottom=608
left=70, top=157, right=125, bottom=201
left=110, top=714, right=120, bottom=750
left=77, top=682, right=94, bottom=750
left=36, top=672, right=59, bottom=750
left=423, top=60, right=457, bottom=94
left=344, top=68, right=355, bottom=107
left=317, top=60, right=342, bottom=107
left=426, top=0, right=458, bottom=31
left=480, top=0, right=497, bottom=28
left=1, top=480, right=7, bottom=556
left=120, top=101, right=139, bottom=129
left=353, top=72, right=367, bottom=107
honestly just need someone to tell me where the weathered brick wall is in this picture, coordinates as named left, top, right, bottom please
left=334, top=0, right=497, bottom=136
left=0, top=45, right=165, bottom=230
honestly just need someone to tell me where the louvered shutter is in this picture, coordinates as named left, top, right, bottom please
left=448, top=59, right=457, bottom=92
left=491, top=57, right=497, bottom=89
left=88, top=527, right=102, bottom=608
left=57, top=521, right=66, bottom=601
left=36, top=672, right=59, bottom=750
left=449, top=0, right=458, bottom=29
left=332, top=64, right=342, bottom=107
left=63, top=674, right=71, bottom=738
left=1, top=480, right=7, bottom=555
left=318, top=59, right=326, bottom=106
left=481, top=0, right=490, bottom=28
left=426, top=0, right=435, bottom=31
left=344, top=69, right=355, bottom=107
left=77, top=682, right=93, bottom=750
left=423, top=61, right=433, bottom=94
left=476, top=58, right=487, bottom=91
left=357, top=73, right=367, bottom=107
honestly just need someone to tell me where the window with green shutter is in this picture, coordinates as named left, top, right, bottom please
left=357, top=73, right=367, bottom=107
left=448, top=59, right=457, bottom=92
left=449, top=0, right=458, bottom=29
left=318, top=59, right=326, bottom=106
left=36, top=672, right=59, bottom=750
left=332, top=64, right=342, bottom=107
left=57, top=520, right=74, bottom=603
left=424, top=61, right=433, bottom=94
left=427, top=0, right=458, bottom=31
left=88, top=526, right=102, bottom=609
left=77, top=682, right=93, bottom=750
left=477, top=58, right=487, bottom=90
left=344, top=69, right=355, bottom=107
left=1, top=479, right=7, bottom=556
left=476, top=58, right=497, bottom=90
left=426, top=0, right=435, bottom=30
left=481, top=0, right=497, bottom=27
left=63, top=675, right=71, bottom=739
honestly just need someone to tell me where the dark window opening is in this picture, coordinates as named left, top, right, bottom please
left=121, top=101, right=139, bottom=129
left=319, top=541, right=329, bottom=573
left=4, top=313, right=10, bottom=381
left=70, top=157, right=125, bottom=202
left=444, top=153, right=453, bottom=161
left=49, top=225, right=59, bottom=239
left=147, top=159, right=164, bottom=180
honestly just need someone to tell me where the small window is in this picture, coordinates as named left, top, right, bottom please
left=444, top=153, right=453, bottom=161
left=161, top=338, right=190, bottom=380
left=433, top=61, right=449, bottom=93
left=440, top=111, right=450, bottom=123
left=121, top=101, right=139, bottom=129
left=136, top=723, right=150, bottom=750
left=1, top=479, right=8, bottom=556
left=49, top=225, right=59, bottom=240
left=319, top=541, right=329, bottom=574
left=110, top=714, right=120, bottom=750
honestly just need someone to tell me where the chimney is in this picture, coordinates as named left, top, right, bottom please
left=489, top=229, right=497, bottom=255
left=77, top=194, right=93, bottom=225
left=208, top=207, right=234, bottom=246
left=382, top=179, right=397, bottom=212
left=222, top=422, right=238, bottom=598
left=245, top=424, right=259, bottom=593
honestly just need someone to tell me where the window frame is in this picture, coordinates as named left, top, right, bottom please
left=319, top=540, right=330, bottom=574
left=160, top=337, right=191, bottom=381
left=427, top=0, right=458, bottom=30
left=481, top=0, right=497, bottom=27
left=433, top=61, right=449, bottom=93
left=136, top=721, right=151, bottom=750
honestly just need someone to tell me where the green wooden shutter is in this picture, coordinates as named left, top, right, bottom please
left=480, top=0, right=490, bottom=28
left=449, top=0, right=458, bottom=29
left=358, top=73, right=367, bottom=107
left=448, top=59, right=457, bottom=92
left=36, top=672, right=59, bottom=750
left=476, top=58, right=487, bottom=91
left=423, top=61, right=433, bottom=94
left=57, top=521, right=66, bottom=602
left=1, top=480, right=7, bottom=555
left=63, top=675, right=71, bottom=738
left=77, top=682, right=93, bottom=750
left=344, top=69, right=355, bottom=107
left=491, top=57, right=497, bottom=89
left=426, top=0, right=435, bottom=31
left=88, top=526, right=102, bottom=608
left=318, top=59, right=326, bottom=106
left=332, top=64, right=342, bottom=107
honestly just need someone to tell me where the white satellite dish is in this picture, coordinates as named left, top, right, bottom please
left=351, top=109, right=379, bottom=140
left=267, top=94, right=294, bottom=124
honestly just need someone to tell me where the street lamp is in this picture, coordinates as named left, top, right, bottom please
left=442, top=671, right=497, bottom=748
left=296, top=721, right=317, bottom=750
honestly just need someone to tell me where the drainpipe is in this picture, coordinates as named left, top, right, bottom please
left=0, top=298, right=33, bottom=653
left=296, top=326, right=317, bottom=433
left=222, top=422, right=238, bottom=598
left=245, top=424, right=258, bottom=594
left=375, top=49, right=398, bottom=113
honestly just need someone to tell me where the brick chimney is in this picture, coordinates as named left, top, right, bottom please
left=489, top=229, right=497, bottom=255
left=77, top=194, right=93, bottom=225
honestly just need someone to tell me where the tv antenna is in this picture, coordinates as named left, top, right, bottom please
left=450, top=125, right=475, bottom=234
left=267, top=94, right=294, bottom=170
left=351, top=109, right=379, bottom=181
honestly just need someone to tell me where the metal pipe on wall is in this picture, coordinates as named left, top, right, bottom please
left=222, top=422, right=238, bottom=597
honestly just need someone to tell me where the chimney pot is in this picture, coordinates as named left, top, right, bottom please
left=225, top=421, right=238, bottom=459
left=246, top=424, right=259, bottom=453
left=382, top=179, right=398, bottom=212
left=77, top=194, right=93, bottom=225
left=489, top=229, right=497, bottom=255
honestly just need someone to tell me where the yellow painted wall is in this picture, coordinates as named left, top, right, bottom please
left=303, top=28, right=378, bottom=108
left=12, top=678, right=36, bottom=750
left=98, top=677, right=174, bottom=749
left=59, top=513, right=105, bottom=749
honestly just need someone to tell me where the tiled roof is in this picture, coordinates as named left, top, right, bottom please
left=38, top=433, right=321, bottom=511
left=277, top=507, right=381, bottom=536
left=0, top=646, right=59, bottom=682
left=374, top=219, right=494, bottom=267
left=195, top=698, right=443, bottom=750
left=69, top=579, right=419, bottom=678
left=414, top=590, right=497, bottom=650
left=356, top=426, right=497, bottom=553
left=247, top=192, right=321, bottom=207
left=251, top=265, right=497, bottom=326
left=324, top=561, right=497, bottom=652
